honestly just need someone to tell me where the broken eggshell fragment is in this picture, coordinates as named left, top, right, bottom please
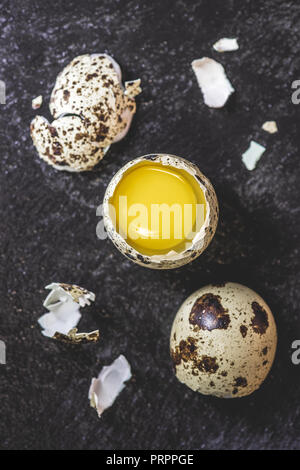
left=213, top=38, right=239, bottom=52
left=102, top=154, right=219, bottom=269
left=170, top=282, right=277, bottom=398
left=242, top=140, right=266, bottom=171
left=262, top=121, right=278, bottom=134
left=191, top=57, right=234, bottom=108
left=30, top=115, right=108, bottom=172
left=53, top=328, right=100, bottom=344
left=89, top=355, right=132, bottom=417
left=112, top=79, right=142, bottom=143
left=32, top=95, right=43, bottom=110
left=38, top=283, right=99, bottom=342
left=31, top=54, right=141, bottom=171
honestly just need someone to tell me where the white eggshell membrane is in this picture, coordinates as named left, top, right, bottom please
left=89, top=355, right=132, bottom=417
left=170, top=282, right=277, bottom=398
left=32, top=95, right=43, bottom=109
left=191, top=57, right=234, bottom=108
left=242, top=140, right=266, bottom=171
left=262, top=121, right=278, bottom=134
left=38, top=283, right=95, bottom=338
left=213, top=38, right=239, bottom=52
left=102, top=154, right=219, bottom=269
left=30, top=54, right=141, bottom=172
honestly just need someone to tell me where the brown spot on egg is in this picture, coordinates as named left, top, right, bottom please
left=171, top=339, right=219, bottom=375
left=197, top=356, right=219, bottom=374
left=262, top=347, right=268, bottom=355
left=137, top=254, right=151, bottom=265
left=195, top=174, right=206, bottom=186
left=240, top=325, right=248, bottom=338
left=145, top=155, right=158, bottom=161
left=52, top=141, right=62, bottom=155
left=48, top=125, right=58, bottom=138
left=63, top=89, right=70, bottom=102
left=170, top=337, right=198, bottom=367
left=86, top=72, right=98, bottom=81
left=75, top=133, right=87, bottom=141
left=234, top=377, right=248, bottom=388
left=251, top=301, right=269, bottom=335
left=189, top=293, right=230, bottom=331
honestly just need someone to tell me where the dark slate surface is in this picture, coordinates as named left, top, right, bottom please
left=1, top=0, right=300, bottom=450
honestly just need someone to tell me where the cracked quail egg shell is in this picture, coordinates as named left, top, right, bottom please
left=49, top=54, right=140, bottom=148
left=30, top=115, right=107, bottom=172
left=170, top=282, right=277, bottom=398
left=103, top=154, right=218, bottom=269
left=30, top=54, right=141, bottom=172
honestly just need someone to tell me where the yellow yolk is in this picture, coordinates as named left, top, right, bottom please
left=110, top=162, right=206, bottom=255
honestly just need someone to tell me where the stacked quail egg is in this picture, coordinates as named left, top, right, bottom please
left=30, top=54, right=141, bottom=171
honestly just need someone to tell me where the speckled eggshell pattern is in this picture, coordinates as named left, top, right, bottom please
left=170, top=282, right=277, bottom=398
left=103, top=154, right=219, bottom=269
left=49, top=54, right=138, bottom=148
left=44, top=282, right=95, bottom=307
left=30, top=115, right=107, bottom=172
left=55, top=283, right=95, bottom=304
left=30, top=54, right=141, bottom=171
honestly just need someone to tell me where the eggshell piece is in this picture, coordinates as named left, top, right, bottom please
left=262, top=121, right=278, bottom=134
left=89, top=355, right=132, bottom=417
left=242, top=140, right=266, bottom=171
left=53, top=328, right=100, bottom=344
left=31, top=54, right=141, bottom=171
left=32, top=95, right=43, bottom=110
left=50, top=54, right=138, bottom=148
left=170, top=282, right=277, bottom=398
left=213, top=38, right=239, bottom=52
left=30, top=114, right=106, bottom=172
left=191, top=57, right=234, bottom=108
left=38, top=282, right=96, bottom=339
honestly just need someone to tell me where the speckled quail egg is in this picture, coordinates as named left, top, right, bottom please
left=102, top=154, right=219, bottom=269
left=30, top=54, right=141, bottom=172
left=170, top=282, right=277, bottom=397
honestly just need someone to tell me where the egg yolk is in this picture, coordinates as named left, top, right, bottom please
left=110, top=162, right=206, bottom=255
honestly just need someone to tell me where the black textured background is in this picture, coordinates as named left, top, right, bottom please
left=1, top=0, right=300, bottom=450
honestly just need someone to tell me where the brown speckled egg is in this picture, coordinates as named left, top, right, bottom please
left=170, top=282, right=277, bottom=398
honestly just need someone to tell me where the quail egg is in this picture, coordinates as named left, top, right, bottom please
left=170, top=282, right=277, bottom=397
left=102, top=154, right=219, bottom=269
left=30, top=54, right=141, bottom=171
